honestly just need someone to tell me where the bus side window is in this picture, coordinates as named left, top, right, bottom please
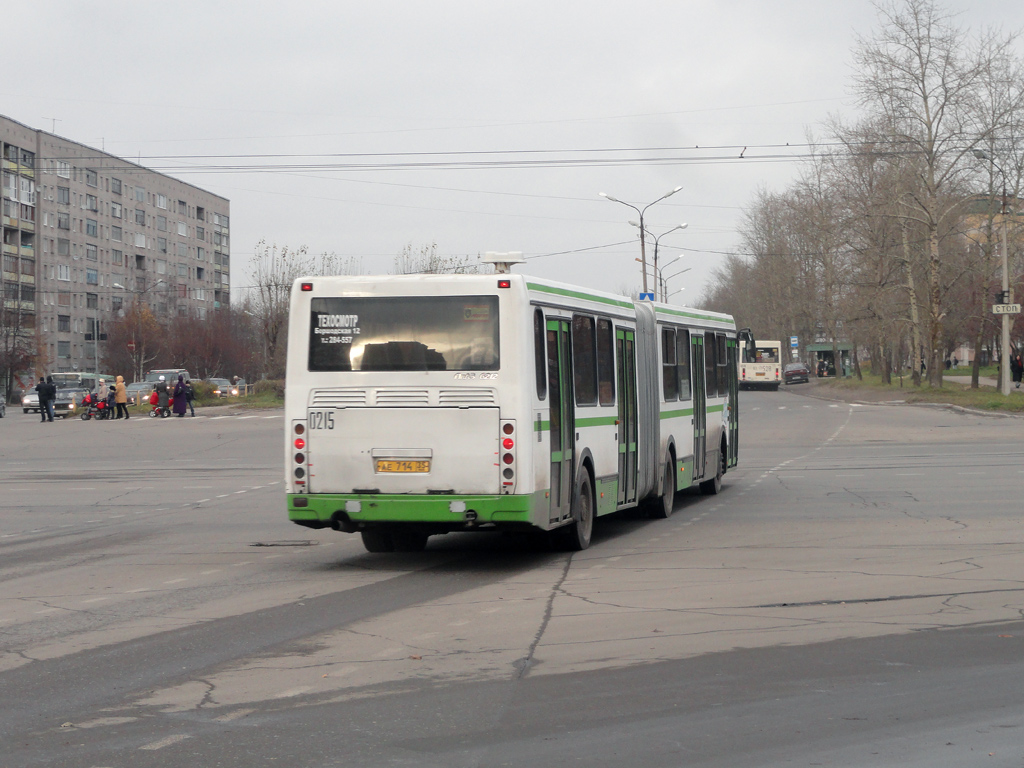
left=662, top=327, right=677, bottom=401
left=572, top=314, right=597, bottom=406
left=717, top=334, right=729, bottom=394
left=676, top=329, right=691, bottom=401
left=704, top=333, right=718, bottom=397
left=596, top=317, right=615, bottom=406
left=534, top=309, right=546, bottom=400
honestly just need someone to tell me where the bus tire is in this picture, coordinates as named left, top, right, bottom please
left=649, top=456, right=676, bottom=519
left=392, top=528, right=429, bottom=552
left=700, top=445, right=725, bottom=495
left=360, top=528, right=395, bottom=553
left=553, top=469, right=594, bottom=551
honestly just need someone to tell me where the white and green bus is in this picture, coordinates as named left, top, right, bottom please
left=285, top=273, right=748, bottom=553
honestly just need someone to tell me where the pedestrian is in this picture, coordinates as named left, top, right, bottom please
left=1012, top=352, right=1024, bottom=389
left=155, top=375, right=169, bottom=412
left=114, top=375, right=130, bottom=419
left=34, top=377, right=46, bottom=423
left=185, top=378, right=196, bottom=416
left=43, top=375, right=56, bottom=422
left=172, top=374, right=188, bottom=417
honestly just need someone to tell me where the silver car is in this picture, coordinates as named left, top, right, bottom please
left=22, top=390, right=40, bottom=413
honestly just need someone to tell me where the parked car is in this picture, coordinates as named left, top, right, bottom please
left=783, top=362, right=811, bottom=385
left=124, top=381, right=153, bottom=406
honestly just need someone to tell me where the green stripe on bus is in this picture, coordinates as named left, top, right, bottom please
left=527, top=282, right=634, bottom=310
left=660, top=407, right=695, bottom=419
left=655, top=306, right=737, bottom=326
left=708, top=404, right=725, bottom=413
left=575, top=415, right=619, bottom=428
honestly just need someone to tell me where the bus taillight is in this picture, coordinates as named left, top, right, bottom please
left=500, top=420, right=516, bottom=494
left=292, top=421, right=309, bottom=492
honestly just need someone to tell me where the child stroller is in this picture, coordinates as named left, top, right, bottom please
left=148, top=389, right=170, bottom=418
left=80, top=392, right=110, bottom=420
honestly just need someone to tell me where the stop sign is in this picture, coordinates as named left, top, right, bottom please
left=126, top=341, right=136, bottom=352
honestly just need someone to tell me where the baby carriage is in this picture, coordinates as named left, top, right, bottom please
left=148, top=388, right=170, bottom=418
left=80, top=392, right=110, bottom=420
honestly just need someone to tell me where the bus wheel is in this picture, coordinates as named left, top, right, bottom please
left=360, top=528, right=395, bottom=553
left=700, top=447, right=725, bottom=495
left=554, top=470, right=594, bottom=551
left=392, top=528, right=429, bottom=552
left=649, top=457, right=675, bottom=519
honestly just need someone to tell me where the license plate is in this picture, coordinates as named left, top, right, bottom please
left=755, top=372, right=765, bottom=377
left=375, top=459, right=430, bottom=473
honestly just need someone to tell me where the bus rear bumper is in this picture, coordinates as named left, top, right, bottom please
left=288, top=493, right=539, bottom=532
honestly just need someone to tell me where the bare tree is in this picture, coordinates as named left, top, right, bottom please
left=392, top=242, right=479, bottom=274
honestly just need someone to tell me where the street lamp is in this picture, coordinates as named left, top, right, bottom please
left=600, top=186, right=683, bottom=295
left=631, top=222, right=687, bottom=301
left=972, top=149, right=1012, bottom=396
left=661, top=266, right=692, bottom=303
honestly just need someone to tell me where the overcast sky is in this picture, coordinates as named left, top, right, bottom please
left=7, top=1, right=1024, bottom=303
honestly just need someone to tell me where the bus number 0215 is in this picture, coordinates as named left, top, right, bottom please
left=308, top=410, right=335, bottom=430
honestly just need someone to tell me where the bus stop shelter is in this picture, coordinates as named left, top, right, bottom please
left=806, top=343, right=853, bottom=378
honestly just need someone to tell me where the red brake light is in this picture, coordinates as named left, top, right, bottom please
left=497, top=279, right=511, bottom=289
left=300, top=282, right=313, bottom=292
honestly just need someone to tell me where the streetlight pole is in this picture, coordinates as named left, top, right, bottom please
left=641, top=223, right=687, bottom=301
left=600, top=186, right=682, bottom=295
left=973, top=150, right=1012, bottom=396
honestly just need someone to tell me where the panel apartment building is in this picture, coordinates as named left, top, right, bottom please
left=1, top=113, right=230, bottom=377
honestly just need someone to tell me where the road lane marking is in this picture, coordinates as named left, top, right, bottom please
left=140, top=734, right=191, bottom=750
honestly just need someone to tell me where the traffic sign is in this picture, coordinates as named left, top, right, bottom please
left=992, top=303, right=1021, bottom=315
left=639, top=292, right=655, bottom=301
left=790, top=336, right=798, bottom=347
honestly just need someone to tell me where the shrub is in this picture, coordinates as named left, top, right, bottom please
left=253, top=379, right=285, bottom=398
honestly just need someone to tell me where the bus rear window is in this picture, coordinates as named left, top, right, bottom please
left=308, top=296, right=499, bottom=372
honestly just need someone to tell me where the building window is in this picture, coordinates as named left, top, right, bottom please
left=135, top=186, right=145, bottom=202
left=111, top=226, right=122, bottom=242
left=196, top=226, right=205, bottom=240
left=176, top=242, right=187, bottom=258
left=57, top=212, right=70, bottom=230
left=177, top=263, right=187, bottom=277
left=112, top=249, right=123, bottom=266
left=86, top=219, right=98, bottom=237
left=86, top=268, right=99, bottom=285
left=57, top=186, right=70, bottom=205
left=156, top=215, right=167, bottom=231
left=85, top=169, right=98, bottom=187
left=156, top=259, right=166, bottom=274
left=196, top=247, right=205, bottom=261
left=177, top=221, right=187, bottom=236
left=86, top=244, right=97, bottom=261
left=112, top=295, right=123, bottom=312
left=58, top=291, right=71, bottom=307
left=111, top=202, right=122, bottom=218
left=58, top=314, right=71, bottom=332
left=196, top=266, right=205, bottom=280
left=57, top=161, right=71, bottom=179
left=85, top=194, right=98, bottom=211
left=111, top=178, right=122, bottom=195
left=135, top=208, right=146, bottom=226
left=86, top=292, right=98, bottom=309
left=58, top=340, right=71, bottom=358
left=134, top=233, right=146, bottom=248
left=157, top=237, right=167, bottom=254
left=156, top=194, right=167, bottom=209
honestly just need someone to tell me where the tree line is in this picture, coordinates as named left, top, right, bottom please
left=700, top=0, right=1024, bottom=388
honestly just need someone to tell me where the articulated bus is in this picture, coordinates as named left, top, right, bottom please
left=739, top=339, right=782, bottom=390
left=285, top=274, right=750, bottom=553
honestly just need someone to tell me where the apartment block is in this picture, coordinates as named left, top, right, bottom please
left=1, top=113, right=230, bottom=376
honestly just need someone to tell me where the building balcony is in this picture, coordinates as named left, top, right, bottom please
left=20, top=219, right=34, bottom=232
left=3, top=243, right=17, bottom=256
left=20, top=245, right=33, bottom=257
left=2, top=216, right=18, bottom=228
left=2, top=270, right=16, bottom=282
left=21, top=273, right=35, bottom=285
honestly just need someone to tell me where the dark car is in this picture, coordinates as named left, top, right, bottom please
left=54, top=387, right=89, bottom=417
left=783, top=362, right=810, bottom=385
left=124, top=381, right=153, bottom=406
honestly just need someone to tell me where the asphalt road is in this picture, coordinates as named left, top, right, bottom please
left=1, top=390, right=1022, bottom=767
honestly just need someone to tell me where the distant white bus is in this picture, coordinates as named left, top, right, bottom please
left=284, top=273, right=749, bottom=552
left=739, top=339, right=782, bottom=390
